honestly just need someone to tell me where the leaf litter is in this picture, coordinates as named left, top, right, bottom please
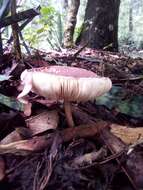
left=0, top=49, right=143, bottom=190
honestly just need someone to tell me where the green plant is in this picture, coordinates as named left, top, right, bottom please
left=23, top=5, right=64, bottom=50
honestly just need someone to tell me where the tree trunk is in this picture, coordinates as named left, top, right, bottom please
left=63, top=0, right=80, bottom=48
left=76, top=0, right=120, bottom=52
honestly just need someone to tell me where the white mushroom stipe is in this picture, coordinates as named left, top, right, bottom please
left=17, top=66, right=112, bottom=127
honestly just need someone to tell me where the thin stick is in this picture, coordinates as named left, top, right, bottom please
left=64, top=101, right=74, bottom=127
left=73, top=41, right=89, bottom=58
left=11, top=0, right=22, bottom=60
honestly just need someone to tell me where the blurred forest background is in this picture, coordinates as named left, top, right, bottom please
left=1, top=0, right=143, bottom=57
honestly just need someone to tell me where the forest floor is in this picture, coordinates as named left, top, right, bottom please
left=0, top=47, right=143, bottom=190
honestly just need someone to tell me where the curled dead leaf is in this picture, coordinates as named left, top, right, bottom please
left=26, top=110, right=59, bottom=135
left=0, top=131, right=22, bottom=145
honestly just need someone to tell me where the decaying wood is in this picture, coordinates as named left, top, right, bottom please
left=0, top=121, right=108, bottom=155
left=61, top=121, right=107, bottom=142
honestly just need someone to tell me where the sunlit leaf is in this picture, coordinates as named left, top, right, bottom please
left=40, top=6, right=55, bottom=16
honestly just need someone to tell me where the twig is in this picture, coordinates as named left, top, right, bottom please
left=76, top=55, right=102, bottom=64
left=73, top=41, right=89, bottom=58
left=72, top=147, right=107, bottom=167
left=115, top=75, right=143, bottom=81
left=19, top=30, right=31, bottom=55
left=11, top=0, right=22, bottom=60
left=66, top=150, right=125, bottom=171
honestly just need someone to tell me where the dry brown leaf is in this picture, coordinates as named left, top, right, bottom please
left=0, top=131, right=22, bottom=145
left=26, top=110, right=59, bottom=135
left=110, top=124, right=143, bottom=144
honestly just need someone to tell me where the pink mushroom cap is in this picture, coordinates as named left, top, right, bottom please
left=17, top=66, right=112, bottom=103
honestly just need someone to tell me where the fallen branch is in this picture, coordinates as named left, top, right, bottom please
left=0, top=122, right=108, bottom=155
left=73, top=42, right=89, bottom=58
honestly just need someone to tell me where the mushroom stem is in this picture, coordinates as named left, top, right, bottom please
left=64, top=101, right=74, bottom=127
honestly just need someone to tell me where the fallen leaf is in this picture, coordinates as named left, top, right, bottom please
left=0, top=131, right=22, bottom=145
left=0, top=93, right=24, bottom=112
left=26, top=110, right=59, bottom=135
left=96, top=86, right=143, bottom=119
left=110, top=124, right=143, bottom=144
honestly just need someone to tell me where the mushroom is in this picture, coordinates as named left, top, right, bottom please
left=17, top=66, right=112, bottom=127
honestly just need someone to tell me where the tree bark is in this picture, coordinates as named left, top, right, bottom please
left=76, top=0, right=120, bottom=52
left=63, top=0, right=80, bottom=48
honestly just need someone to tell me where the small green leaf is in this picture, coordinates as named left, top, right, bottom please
left=40, top=6, right=55, bottom=16
left=37, top=27, right=45, bottom=34
left=96, top=86, right=143, bottom=119
left=0, top=93, right=24, bottom=112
